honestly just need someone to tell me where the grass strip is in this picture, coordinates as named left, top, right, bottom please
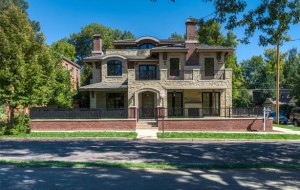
left=0, top=132, right=137, bottom=138
left=0, top=160, right=299, bottom=170
left=157, top=132, right=300, bottom=140
left=273, top=124, right=300, bottom=131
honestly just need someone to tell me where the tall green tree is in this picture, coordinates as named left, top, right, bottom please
left=207, top=0, right=300, bottom=46
left=51, top=39, right=76, bottom=62
left=283, top=48, right=300, bottom=105
left=0, top=5, right=55, bottom=127
left=0, top=0, right=41, bottom=40
left=47, top=50, right=75, bottom=108
left=122, top=30, right=135, bottom=39
left=68, top=23, right=136, bottom=63
left=0, top=5, right=74, bottom=128
left=169, top=32, right=184, bottom=40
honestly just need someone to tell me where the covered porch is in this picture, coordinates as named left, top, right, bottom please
left=164, top=89, right=230, bottom=118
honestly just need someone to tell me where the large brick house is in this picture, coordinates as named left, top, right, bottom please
left=80, top=18, right=234, bottom=120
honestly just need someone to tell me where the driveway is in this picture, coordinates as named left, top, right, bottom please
left=1, top=140, right=299, bottom=165
left=1, top=166, right=299, bottom=190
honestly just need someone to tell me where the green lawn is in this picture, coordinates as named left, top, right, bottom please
left=1, top=160, right=299, bottom=170
left=157, top=132, right=300, bottom=140
left=0, top=132, right=137, bottom=138
left=273, top=124, right=300, bottom=131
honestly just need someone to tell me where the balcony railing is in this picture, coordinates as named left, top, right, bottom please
left=167, top=70, right=193, bottom=80
left=136, top=70, right=160, bottom=80
left=200, top=70, right=226, bottom=80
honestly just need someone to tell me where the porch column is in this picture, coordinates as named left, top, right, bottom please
left=128, top=106, right=137, bottom=119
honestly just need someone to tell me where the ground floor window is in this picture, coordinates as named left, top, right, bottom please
left=106, top=93, right=124, bottom=109
left=202, top=92, right=220, bottom=116
left=167, top=92, right=183, bottom=117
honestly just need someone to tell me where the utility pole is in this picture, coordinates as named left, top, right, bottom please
left=276, top=45, right=280, bottom=124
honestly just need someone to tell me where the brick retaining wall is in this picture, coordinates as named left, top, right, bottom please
left=158, top=118, right=273, bottom=132
left=30, top=119, right=136, bottom=131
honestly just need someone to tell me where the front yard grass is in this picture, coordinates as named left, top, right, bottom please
left=273, top=124, right=300, bottom=131
left=1, top=160, right=299, bottom=170
left=0, top=132, right=137, bottom=139
left=157, top=132, right=300, bottom=140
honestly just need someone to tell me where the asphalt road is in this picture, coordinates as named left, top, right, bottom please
left=1, top=166, right=299, bottom=190
left=1, top=140, right=300, bottom=165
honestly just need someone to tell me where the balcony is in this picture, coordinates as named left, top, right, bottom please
left=166, top=70, right=226, bottom=80
left=135, top=70, right=160, bottom=80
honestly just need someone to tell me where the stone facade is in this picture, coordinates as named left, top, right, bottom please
left=80, top=18, right=234, bottom=119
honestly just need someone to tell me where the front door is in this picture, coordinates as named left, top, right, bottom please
left=140, top=92, right=155, bottom=119
left=202, top=92, right=220, bottom=116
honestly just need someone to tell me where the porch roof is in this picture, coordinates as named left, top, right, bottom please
left=79, top=82, right=128, bottom=91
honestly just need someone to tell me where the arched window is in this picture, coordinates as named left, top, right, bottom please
left=107, top=60, right=122, bottom=76
left=139, top=43, right=155, bottom=49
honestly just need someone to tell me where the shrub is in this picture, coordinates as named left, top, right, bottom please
left=0, top=112, right=31, bottom=135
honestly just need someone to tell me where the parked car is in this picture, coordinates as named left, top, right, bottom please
left=289, top=107, right=300, bottom=127
left=269, top=111, right=288, bottom=124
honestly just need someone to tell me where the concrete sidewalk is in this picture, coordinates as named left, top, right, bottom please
left=136, top=128, right=158, bottom=139
left=273, top=126, right=300, bottom=134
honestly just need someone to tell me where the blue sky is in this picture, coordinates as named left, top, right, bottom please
left=27, top=0, right=300, bottom=63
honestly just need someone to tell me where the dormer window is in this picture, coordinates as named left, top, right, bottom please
left=107, top=60, right=122, bottom=76
left=139, top=43, right=155, bottom=49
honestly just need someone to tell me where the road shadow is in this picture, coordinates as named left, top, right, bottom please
left=1, top=166, right=299, bottom=190
left=0, top=140, right=299, bottom=165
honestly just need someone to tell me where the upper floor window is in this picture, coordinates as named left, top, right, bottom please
left=107, top=60, right=122, bottom=76
left=205, top=58, right=214, bottom=76
left=65, top=64, right=68, bottom=70
left=170, top=58, right=180, bottom=76
left=71, top=68, right=74, bottom=78
left=139, top=43, right=155, bottom=49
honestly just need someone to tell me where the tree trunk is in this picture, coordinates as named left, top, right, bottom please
left=8, top=106, right=15, bottom=129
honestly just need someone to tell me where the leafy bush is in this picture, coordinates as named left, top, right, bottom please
left=0, top=112, right=31, bottom=135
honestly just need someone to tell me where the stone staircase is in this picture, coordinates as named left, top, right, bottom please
left=136, top=120, right=158, bottom=129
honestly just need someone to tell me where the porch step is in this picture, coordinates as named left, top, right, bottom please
left=137, top=120, right=158, bottom=129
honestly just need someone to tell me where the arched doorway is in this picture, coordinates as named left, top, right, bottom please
left=135, top=88, right=161, bottom=119
left=139, top=91, right=156, bottom=119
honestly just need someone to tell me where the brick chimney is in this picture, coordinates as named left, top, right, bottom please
left=185, top=18, right=198, bottom=42
left=92, top=34, right=103, bottom=55
left=185, top=18, right=199, bottom=65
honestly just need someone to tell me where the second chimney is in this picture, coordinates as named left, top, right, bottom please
left=92, top=34, right=103, bottom=55
left=185, top=18, right=198, bottom=42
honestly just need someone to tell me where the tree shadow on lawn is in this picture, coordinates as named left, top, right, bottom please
left=0, top=166, right=299, bottom=190
left=0, top=140, right=300, bottom=165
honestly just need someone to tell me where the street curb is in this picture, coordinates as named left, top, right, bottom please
left=1, top=137, right=300, bottom=142
left=0, top=137, right=136, bottom=141
left=157, top=138, right=300, bottom=142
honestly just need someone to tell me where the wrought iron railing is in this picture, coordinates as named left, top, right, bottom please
left=30, top=108, right=128, bottom=119
left=136, top=70, right=159, bottom=80
left=163, top=107, right=264, bottom=118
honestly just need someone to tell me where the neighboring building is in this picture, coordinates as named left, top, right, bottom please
left=263, top=90, right=297, bottom=110
left=80, top=18, right=234, bottom=119
left=62, top=57, right=80, bottom=90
